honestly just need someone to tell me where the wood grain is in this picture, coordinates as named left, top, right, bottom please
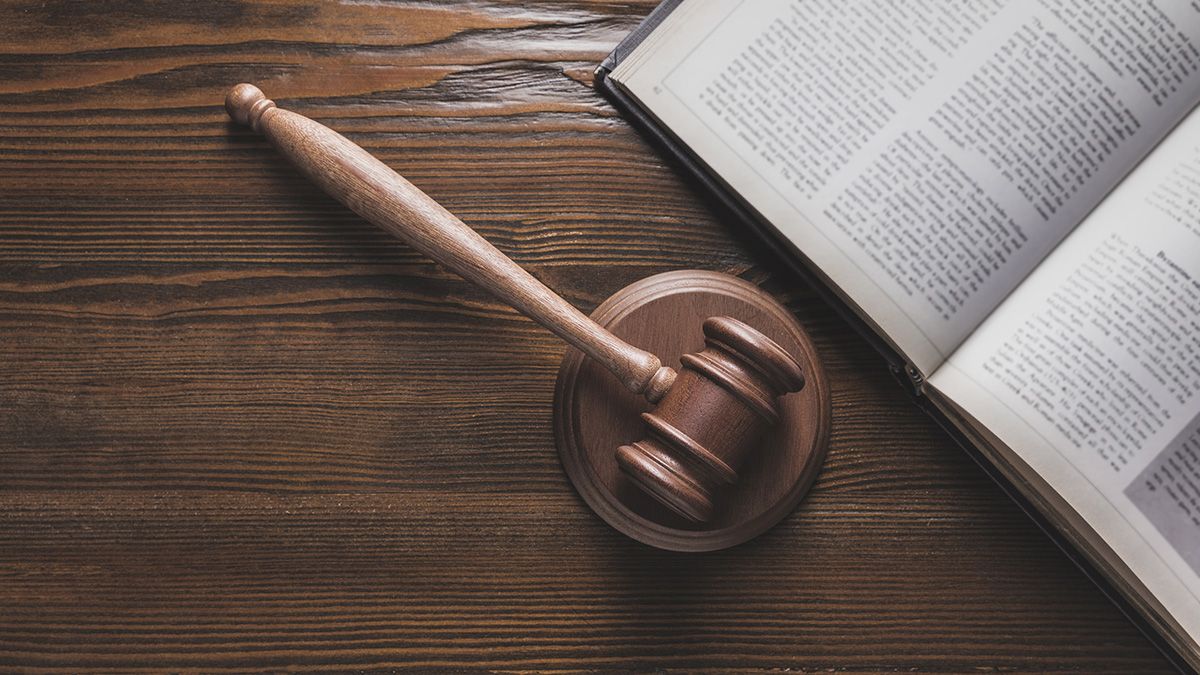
left=0, top=1, right=1174, bottom=671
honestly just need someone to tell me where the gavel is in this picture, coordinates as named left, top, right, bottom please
left=225, top=83, right=806, bottom=523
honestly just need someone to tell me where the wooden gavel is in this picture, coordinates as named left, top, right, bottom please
left=225, top=84, right=805, bottom=523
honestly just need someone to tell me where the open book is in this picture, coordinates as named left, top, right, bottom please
left=602, top=0, right=1200, bottom=668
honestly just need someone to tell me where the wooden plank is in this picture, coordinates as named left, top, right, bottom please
left=0, top=1, right=1171, bottom=670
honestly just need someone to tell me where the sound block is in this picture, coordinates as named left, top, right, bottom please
left=554, top=270, right=830, bottom=551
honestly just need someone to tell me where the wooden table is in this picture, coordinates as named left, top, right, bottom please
left=0, top=2, right=1174, bottom=671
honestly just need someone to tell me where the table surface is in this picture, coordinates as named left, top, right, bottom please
left=0, top=1, right=1174, bottom=671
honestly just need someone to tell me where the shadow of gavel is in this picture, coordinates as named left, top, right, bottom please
left=225, top=83, right=805, bottom=523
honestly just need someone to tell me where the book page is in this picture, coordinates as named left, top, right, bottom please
left=930, top=107, right=1200, bottom=645
left=613, top=0, right=1200, bottom=375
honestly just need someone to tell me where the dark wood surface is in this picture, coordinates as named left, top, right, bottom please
left=0, top=1, right=1173, bottom=671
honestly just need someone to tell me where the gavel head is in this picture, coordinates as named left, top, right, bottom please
left=617, top=316, right=805, bottom=522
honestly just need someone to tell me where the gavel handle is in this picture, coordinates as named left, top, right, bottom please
left=225, top=84, right=675, bottom=402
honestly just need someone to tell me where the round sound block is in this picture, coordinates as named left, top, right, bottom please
left=553, top=270, right=830, bottom=551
